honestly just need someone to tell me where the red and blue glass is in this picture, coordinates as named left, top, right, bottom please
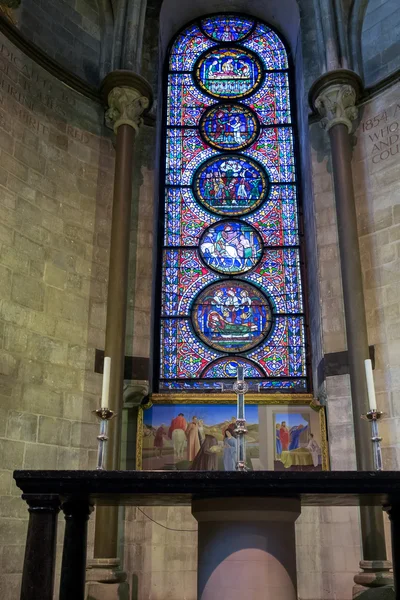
left=158, top=14, right=307, bottom=392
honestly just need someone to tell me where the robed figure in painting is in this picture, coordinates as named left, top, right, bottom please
left=154, top=424, right=166, bottom=458
left=223, top=429, right=236, bottom=470
left=190, top=435, right=219, bottom=470
left=279, top=421, right=289, bottom=451
left=276, top=423, right=282, bottom=458
left=307, top=434, right=321, bottom=467
left=186, top=416, right=201, bottom=461
left=289, top=424, right=308, bottom=451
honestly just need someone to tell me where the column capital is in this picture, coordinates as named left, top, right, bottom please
left=100, top=70, right=153, bottom=135
left=309, top=69, right=363, bottom=133
left=123, top=380, right=149, bottom=407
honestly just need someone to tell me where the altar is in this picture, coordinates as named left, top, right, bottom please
left=13, top=469, right=400, bottom=600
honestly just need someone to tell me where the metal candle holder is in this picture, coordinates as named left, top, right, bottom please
left=93, top=407, right=116, bottom=470
left=361, top=410, right=384, bottom=471
left=233, top=368, right=248, bottom=472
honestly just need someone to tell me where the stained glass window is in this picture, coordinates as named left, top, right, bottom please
left=156, top=14, right=308, bottom=393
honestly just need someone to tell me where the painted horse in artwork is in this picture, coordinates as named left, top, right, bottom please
left=172, top=428, right=187, bottom=459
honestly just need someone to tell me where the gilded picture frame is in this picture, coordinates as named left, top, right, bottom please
left=136, top=393, right=329, bottom=471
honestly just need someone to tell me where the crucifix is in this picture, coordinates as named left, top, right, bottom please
left=233, top=366, right=249, bottom=471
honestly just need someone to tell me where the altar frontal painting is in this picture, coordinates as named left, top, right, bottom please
left=138, top=403, right=326, bottom=471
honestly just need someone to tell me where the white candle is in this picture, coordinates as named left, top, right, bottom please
left=101, top=357, right=111, bottom=409
left=365, top=359, right=377, bottom=411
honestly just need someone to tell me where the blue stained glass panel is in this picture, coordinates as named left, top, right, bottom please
left=193, top=154, right=269, bottom=215
left=244, top=128, right=296, bottom=182
left=195, top=47, right=263, bottom=99
left=239, top=23, right=288, bottom=69
left=159, top=14, right=307, bottom=393
left=199, top=220, right=263, bottom=275
left=201, top=15, right=254, bottom=42
left=202, top=357, right=265, bottom=378
left=169, top=24, right=216, bottom=71
left=200, top=103, right=259, bottom=151
left=192, top=281, right=273, bottom=353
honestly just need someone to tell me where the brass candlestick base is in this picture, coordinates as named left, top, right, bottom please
left=93, top=407, right=116, bottom=470
left=361, top=410, right=384, bottom=471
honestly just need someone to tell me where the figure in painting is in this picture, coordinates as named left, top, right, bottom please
left=190, top=435, right=219, bottom=470
left=289, top=423, right=308, bottom=451
left=307, top=433, right=321, bottom=467
left=168, top=412, right=187, bottom=459
left=198, top=419, right=205, bottom=444
left=223, top=429, right=237, bottom=470
left=222, top=416, right=237, bottom=438
left=186, top=416, right=201, bottom=461
left=276, top=422, right=282, bottom=458
left=279, top=421, right=289, bottom=451
left=154, top=424, right=167, bottom=458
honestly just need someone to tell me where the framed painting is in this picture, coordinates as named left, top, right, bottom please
left=136, top=398, right=328, bottom=471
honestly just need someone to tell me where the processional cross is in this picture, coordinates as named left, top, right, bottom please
left=233, top=366, right=249, bottom=471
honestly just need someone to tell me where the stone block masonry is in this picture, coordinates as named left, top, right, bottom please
left=17, top=0, right=102, bottom=86
left=0, top=32, right=114, bottom=599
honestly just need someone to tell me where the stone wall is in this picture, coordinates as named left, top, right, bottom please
left=14, top=0, right=104, bottom=85
left=361, top=0, right=400, bottom=86
left=0, top=31, right=114, bottom=599
left=354, top=83, right=400, bottom=467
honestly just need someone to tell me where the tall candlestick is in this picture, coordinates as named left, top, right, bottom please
left=101, top=357, right=111, bottom=409
left=365, top=359, right=377, bottom=411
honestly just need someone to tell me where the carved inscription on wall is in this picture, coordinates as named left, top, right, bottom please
left=361, top=102, right=400, bottom=165
left=0, top=37, right=110, bottom=150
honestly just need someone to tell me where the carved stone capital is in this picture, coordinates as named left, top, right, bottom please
left=123, top=380, right=149, bottom=407
left=105, top=87, right=149, bottom=134
left=309, top=70, right=363, bottom=134
left=315, top=84, right=358, bottom=133
left=100, top=70, right=153, bottom=135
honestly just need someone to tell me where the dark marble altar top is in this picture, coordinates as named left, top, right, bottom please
left=13, top=470, right=400, bottom=507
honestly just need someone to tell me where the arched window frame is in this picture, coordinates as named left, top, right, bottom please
left=153, top=12, right=311, bottom=395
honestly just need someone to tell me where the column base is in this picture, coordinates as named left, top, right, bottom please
left=353, top=561, right=393, bottom=597
left=86, top=558, right=128, bottom=600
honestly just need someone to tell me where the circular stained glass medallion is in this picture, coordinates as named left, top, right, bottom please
left=199, top=220, right=263, bottom=275
left=201, top=15, right=254, bottom=42
left=200, top=103, right=259, bottom=151
left=194, top=46, right=263, bottom=99
left=201, top=357, right=264, bottom=378
left=193, top=154, right=268, bottom=216
left=192, top=281, right=272, bottom=353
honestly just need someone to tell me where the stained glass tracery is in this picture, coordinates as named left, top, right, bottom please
left=158, top=14, right=308, bottom=392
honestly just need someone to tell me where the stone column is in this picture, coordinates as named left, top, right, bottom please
left=20, top=494, right=60, bottom=600
left=88, top=71, right=152, bottom=600
left=309, top=70, right=390, bottom=589
left=192, top=498, right=300, bottom=600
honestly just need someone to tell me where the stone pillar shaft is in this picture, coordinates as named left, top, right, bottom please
left=20, top=494, right=60, bottom=600
left=104, top=122, right=135, bottom=472
left=60, top=499, right=93, bottom=600
left=310, top=71, right=387, bottom=563
left=93, top=71, right=152, bottom=562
